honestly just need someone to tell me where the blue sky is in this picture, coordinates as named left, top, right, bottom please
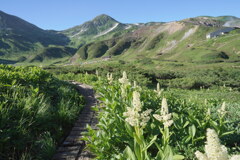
left=1, top=0, right=240, bottom=30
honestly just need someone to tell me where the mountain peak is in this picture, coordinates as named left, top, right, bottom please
left=92, top=14, right=118, bottom=24
left=62, top=14, right=122, bottom=40
left=0, top=10, right=8, bottom=15
left=95, top=14, right=111, bottom=18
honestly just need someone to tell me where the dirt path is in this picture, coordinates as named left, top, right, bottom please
left=52, top=81, right=98, bottom=160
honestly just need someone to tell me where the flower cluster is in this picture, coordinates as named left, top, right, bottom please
left=96, top=70, right=99, bottom=77
left=195, top=151, right=208, bottom=160
left=153, top=98, right=173, bottom=128
left=119, top=71, right=130, bottom=86
left=107, top=73, right=113, bottom=84
left=230, top=155, right=240, bottom=160
left=139, top=109, right=152, bottom=127
left=133, top=81, right=137, bottom=88
left=123, top=91, right=152, bottom=127
left=205, top=128, right=228, bottom=160
left=154, top=83, right=163, bottom=96
left=195, top=128, right=240, bottom=160
left=132, top=91, right=141, bottom=111
left=218, top=102, right=227, bottom=116
left=207, top=108, right=211, bottom=117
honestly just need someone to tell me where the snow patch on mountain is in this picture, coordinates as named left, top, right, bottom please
left=95, top=23, right=119, bottom=38
left=70, top=29, right=87, bottom=38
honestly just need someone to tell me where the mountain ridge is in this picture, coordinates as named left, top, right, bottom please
left=1, top=10, right=240, bottom=65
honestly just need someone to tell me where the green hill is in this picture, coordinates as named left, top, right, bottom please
left=1, top=11, right=240, bottom=66
left=72, top=21, right=240, bottom=64
left=0, top=10, right=69, bottom=61
left=29, top=46, right=76, bottom=63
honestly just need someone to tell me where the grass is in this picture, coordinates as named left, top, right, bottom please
left=0, top=65, right=85, bottom=159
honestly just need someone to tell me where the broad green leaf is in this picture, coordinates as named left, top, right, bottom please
left=123, top=146, right=136, bottom=160
left=125, top=123, right=134, bottom=137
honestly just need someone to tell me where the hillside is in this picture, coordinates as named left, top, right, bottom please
left=71, top=20, right=240, bottom=64
left=1, top=11, right=240, bottom=65
left=61, top=14, right=139, bottom=47
left=0, top=10, right=70, bottom=61
left=29, top=46, right=76, bottom=63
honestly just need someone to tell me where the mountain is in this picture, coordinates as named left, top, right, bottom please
left=0, top=10, right=70, bottom=61
left=1, top=11, right=240, bottom=65
left=71, top=16, right=240, bottom=64
left=182, top=16, right=240, bottom=27
left=61, top=14, right=138, bottom=47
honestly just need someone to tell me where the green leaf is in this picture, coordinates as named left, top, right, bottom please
left=185, top=136, right=191, bottom=143
left=34, top=87, right=39, bottom=93
left=133, top=132, right=142, bottom=145
left=143, top=135, right=157, bottom=151
left=162, top=145, right=173, bottom=160
left=210, top=121, right=219, bottom=130
left=221, top=130, right=234, bottom=137
left=134, top=139, right=141, bottom=160
left=183, top=121, right=189, bottom=128
left=123, top=146, right=137, bottom=160
left=155, top=150, right=163, bottom=159
left=173, top=155, right=185, bottom=160
left=125, top=123, right=134, bottom=137
left=193, top=136, right=205, bottom=142
left=191, top=124, right=196, bottom=138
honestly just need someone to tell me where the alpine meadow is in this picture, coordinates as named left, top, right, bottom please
left=0, top=1, right=240, bottom=159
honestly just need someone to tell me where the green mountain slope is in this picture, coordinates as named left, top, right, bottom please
left=1, top=11, right=240, bottom=65
left=61, top=14, right=139, bottom=47
left=0, top=10, right=70, bottom=61
left=29, top=46, right=76, bottom=63
left=72, top=20, right=240, bottom=64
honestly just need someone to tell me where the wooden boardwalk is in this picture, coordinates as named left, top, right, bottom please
left=52, top=82, right=98, bottom=160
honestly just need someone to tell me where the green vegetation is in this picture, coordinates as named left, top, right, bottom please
left=0, top=65, right=85, bottom=159
left=1, top=10, right=240, bottom=160
left=146, top=33, right=165, bottom=50
left=108, top=39, right=132, bottom=56
left=1, top=11, right=240, bottom=66
left=48, top=60, right=240, bottom=91
left=53, top=71, right=240, bottom=159
left=0, top=10, right=70, bottom=63
left=30, top=46, right=76, bottom=63
left=76, top=41, right=110, bottom=60
left=88, top=42, right=109, bottom=58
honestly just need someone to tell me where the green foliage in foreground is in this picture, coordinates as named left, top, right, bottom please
left=0, top=65, right=85, bottom=159
left=55, top=72, right=240, bottom=159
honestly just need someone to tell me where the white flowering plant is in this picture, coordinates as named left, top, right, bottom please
left=195, top=128, right=240, bottom=160
left=71, top=72, right=240, bottom=160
